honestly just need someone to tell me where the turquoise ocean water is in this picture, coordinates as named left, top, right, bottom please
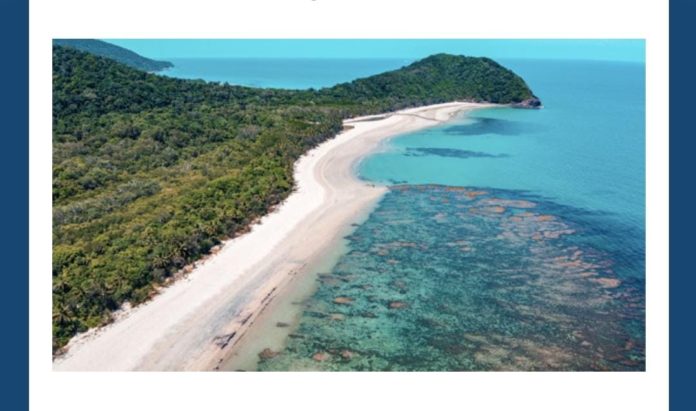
left=160, top=58, right=645, bottom=371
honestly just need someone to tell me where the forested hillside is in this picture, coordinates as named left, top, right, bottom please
left=52, top=46, right=538, bottom=351
left=326, top=54, right=536, bottom=108
left=53, top=39, right=174, bottom=72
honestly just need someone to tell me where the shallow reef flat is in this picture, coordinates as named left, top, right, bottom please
left=258, top=185, right=645, bottom=371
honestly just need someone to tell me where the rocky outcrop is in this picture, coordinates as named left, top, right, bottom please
left=511, top=97, right=543, bottom=109
left=333, top=296, right=353, bottom=305
left=258, top=348, right=279, bottom=360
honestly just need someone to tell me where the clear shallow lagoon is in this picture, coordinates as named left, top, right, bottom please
left=260, top=186, right=645, bottom=371
left=166, top=57, right=645, bottom=370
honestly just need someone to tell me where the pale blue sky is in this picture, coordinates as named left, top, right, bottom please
left=106, top=39, right=645, bottom=63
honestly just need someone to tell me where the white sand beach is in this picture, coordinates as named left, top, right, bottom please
left=53, top=102, right=492, bottom=371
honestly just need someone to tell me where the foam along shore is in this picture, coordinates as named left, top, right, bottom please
left=53, top=101, right=494, bottom=371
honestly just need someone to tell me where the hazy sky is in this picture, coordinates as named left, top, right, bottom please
left=106, top=39, right=645, bottom=63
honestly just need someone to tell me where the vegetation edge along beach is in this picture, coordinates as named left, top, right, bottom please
left=52, top=41, right=539, bottom=363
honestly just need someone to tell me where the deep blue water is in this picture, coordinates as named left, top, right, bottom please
left=162, top=57, right=645, bottom=370
left=160, top=58, right=413, bottom=89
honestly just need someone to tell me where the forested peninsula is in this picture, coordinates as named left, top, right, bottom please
left=53, top=39, right=174, bottom=72
left=52, top=45, right=539, bottom=351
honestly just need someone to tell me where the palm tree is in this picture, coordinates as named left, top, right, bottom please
left=52, top=302, right=72, bottom=326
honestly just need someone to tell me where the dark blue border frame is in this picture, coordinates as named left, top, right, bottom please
left=0, top=0, right=28, bottom=409
left=670, top=1, right=693, bottom=410
left=0, top=0, right=685, bottom=409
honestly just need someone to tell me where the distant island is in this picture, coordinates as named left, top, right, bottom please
left=52, top=44, right=539, bottom=354
left=53, top=39, right=174, bottom=72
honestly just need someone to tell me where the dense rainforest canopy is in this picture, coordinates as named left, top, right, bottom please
left=52, top=45, right=538, bottom=351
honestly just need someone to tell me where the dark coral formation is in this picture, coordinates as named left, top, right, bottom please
left=404, top=147, right=508, bottom=159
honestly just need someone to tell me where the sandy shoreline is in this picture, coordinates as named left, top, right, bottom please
left=53, top=101, right=493, bottom=371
